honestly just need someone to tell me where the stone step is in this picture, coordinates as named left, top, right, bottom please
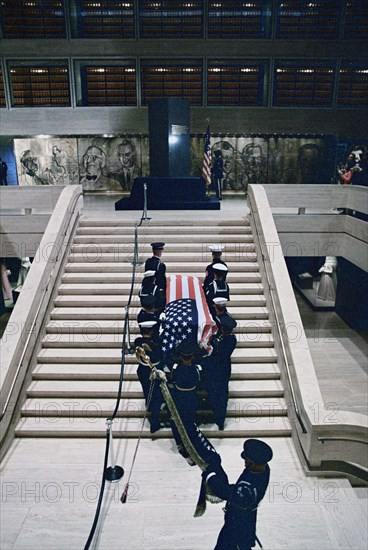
left=41, top=332, right=275, bottom=348
left=73, top=236, right=255, bottom=247
left=68, top=253, right=258, bottom=263
left=49, top=306, right=269, bottom=320
left=32, top=362, right=281, bottom=380
left=70, top=250, right=258, bottom=263
left=78, top=219, right=250, bottom=230
left=61, top=272, right=262, bottom=284
left=45, top=319, right=272, bottom=334
left=57, top=282, right=264, bottom=296
left=52, top=294, right=267, bottom=308
left=37, top=347, right=277, bottom=364
left=64, top=261, right=259, bottom=272
left=21, top=397, right=288, bottom=417
left=26, top=379, right=284, bottom=397
left=14, top=416, right=292, bottom=438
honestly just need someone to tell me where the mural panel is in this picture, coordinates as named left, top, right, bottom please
left=77, top=136, right=149, bottom=192
left=14, top=138, right=78, bottom=186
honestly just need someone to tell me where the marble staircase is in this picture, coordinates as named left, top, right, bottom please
left=15, top=218, right=291, bottom=439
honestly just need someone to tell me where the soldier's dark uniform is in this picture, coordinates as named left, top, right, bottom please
left=134, top=322, right=164, bottom=433
left=137, top=294, right=161, bottom=339
left=213, top=306, right=233, bottom=330
left=205, top=264, right=230, bottom=319
left=139, top=271, right=166, bottom=312
left=169, top=341, right=202, bottom=462
left=203, top=439, right=273, bottom=550
left=203, top=244, right=228, bottom=293
left=204, top=315, right=237, bottom=430
left=145, top=241, right=167, bottom=294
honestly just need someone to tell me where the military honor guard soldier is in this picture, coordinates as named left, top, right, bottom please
left=203, top=314, right=237, bottom=430
left=212, top=297, right=235, bottom=330
left=205, top=263, right=230, bottom=319
left=134, top=320, right=164, bottom=433
left=169, top=340, right=203, bottom=465
left=139, top=270, right=166, bottom=312
left=203, top=244, right=228, bottom=293
left=145, top=242, right=167, bottom=294
left=203, top=439, right=273, bottom=550
left=137, top=293, right=161, bottom=339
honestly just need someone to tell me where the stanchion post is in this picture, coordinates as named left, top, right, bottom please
left=104, top=419, right=124, bottom=482
left=142, top=182, right=151, bottom=220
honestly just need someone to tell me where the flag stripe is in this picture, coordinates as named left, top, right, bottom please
left=164, top=274, right=216, bottom=351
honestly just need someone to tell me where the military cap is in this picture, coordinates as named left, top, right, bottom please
left=138, top=320, right=157, bottom=329
left=176, top=340, right=197, bottom=356
left=212, top=263, right=228, bottom=272
left=142, top=270, right=156, bottom=278
left=220, top=315, right=237, bottom=332
left=151, top=242, right=165, bottom=250
left=208, top=244, right=223, bottom=253
left=213, top=297, right=229, bottom=305
left=140, top=294, right=156, bottom=308
left=241, top=439, right=273, bottom=464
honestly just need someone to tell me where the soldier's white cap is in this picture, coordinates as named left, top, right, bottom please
left=142, top=270, right=156, bottom=278
left=213, top=297, right=229, bottom=305
left=208, top=244, right=223, bottom=252
left=212, top=263, right=228, bottom=272
left=138, top=320, right=157, bottom=328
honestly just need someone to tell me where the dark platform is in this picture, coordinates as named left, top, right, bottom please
left=115, top=177, right=220, bottom=210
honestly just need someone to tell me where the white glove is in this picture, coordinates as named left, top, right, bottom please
left=159, top=312, right=166, bottom=321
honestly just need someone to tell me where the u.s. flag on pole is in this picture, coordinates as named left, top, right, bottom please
left=202, top=125, right=212, bottom=188
left=162, top=275, right=216, bottom=355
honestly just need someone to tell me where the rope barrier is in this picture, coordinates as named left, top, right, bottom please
left=83, top=198, right=150, bottom=549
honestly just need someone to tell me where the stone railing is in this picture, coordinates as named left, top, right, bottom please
left=0, top=185, right=83, bottom=459
left=263, top=184, right=368, bottom=272
left=0, top=186, right=65, bottom=257
left=247, top=184, right=368, bottom=481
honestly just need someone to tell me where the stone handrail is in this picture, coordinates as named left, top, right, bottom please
left=263, top=184, right=368, bottom=214
left=262, top=184, right=368, bottom=273
left=247, top=184, right=368, bottom=479
left=0, top=186, right=65, bottom=257
left=0, top=185, right=83, bottom=459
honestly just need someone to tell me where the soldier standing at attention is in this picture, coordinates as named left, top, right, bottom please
left=203, top=439, right=273, bottom=550
left=203, top=244, right=228, bottom=293
left=145, top=242, right=167, bottom=294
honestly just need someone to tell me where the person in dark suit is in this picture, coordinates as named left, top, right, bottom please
left=145, top=242, right=167, bottom=295
left=134, top=319, right=164, bottom=433
left=203, top=244, right=228, bottom=293
left=203, top=439, right=273, bottom=550
left=203, top=314, right=237, bottom=430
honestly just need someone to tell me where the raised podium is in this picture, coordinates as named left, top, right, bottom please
left=115, top=98, right=220, bottom=211
left=115, top=176, right=219, bottom=210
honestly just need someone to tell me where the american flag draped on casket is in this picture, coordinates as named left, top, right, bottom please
left=162, top=275, right=217, bottom=355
